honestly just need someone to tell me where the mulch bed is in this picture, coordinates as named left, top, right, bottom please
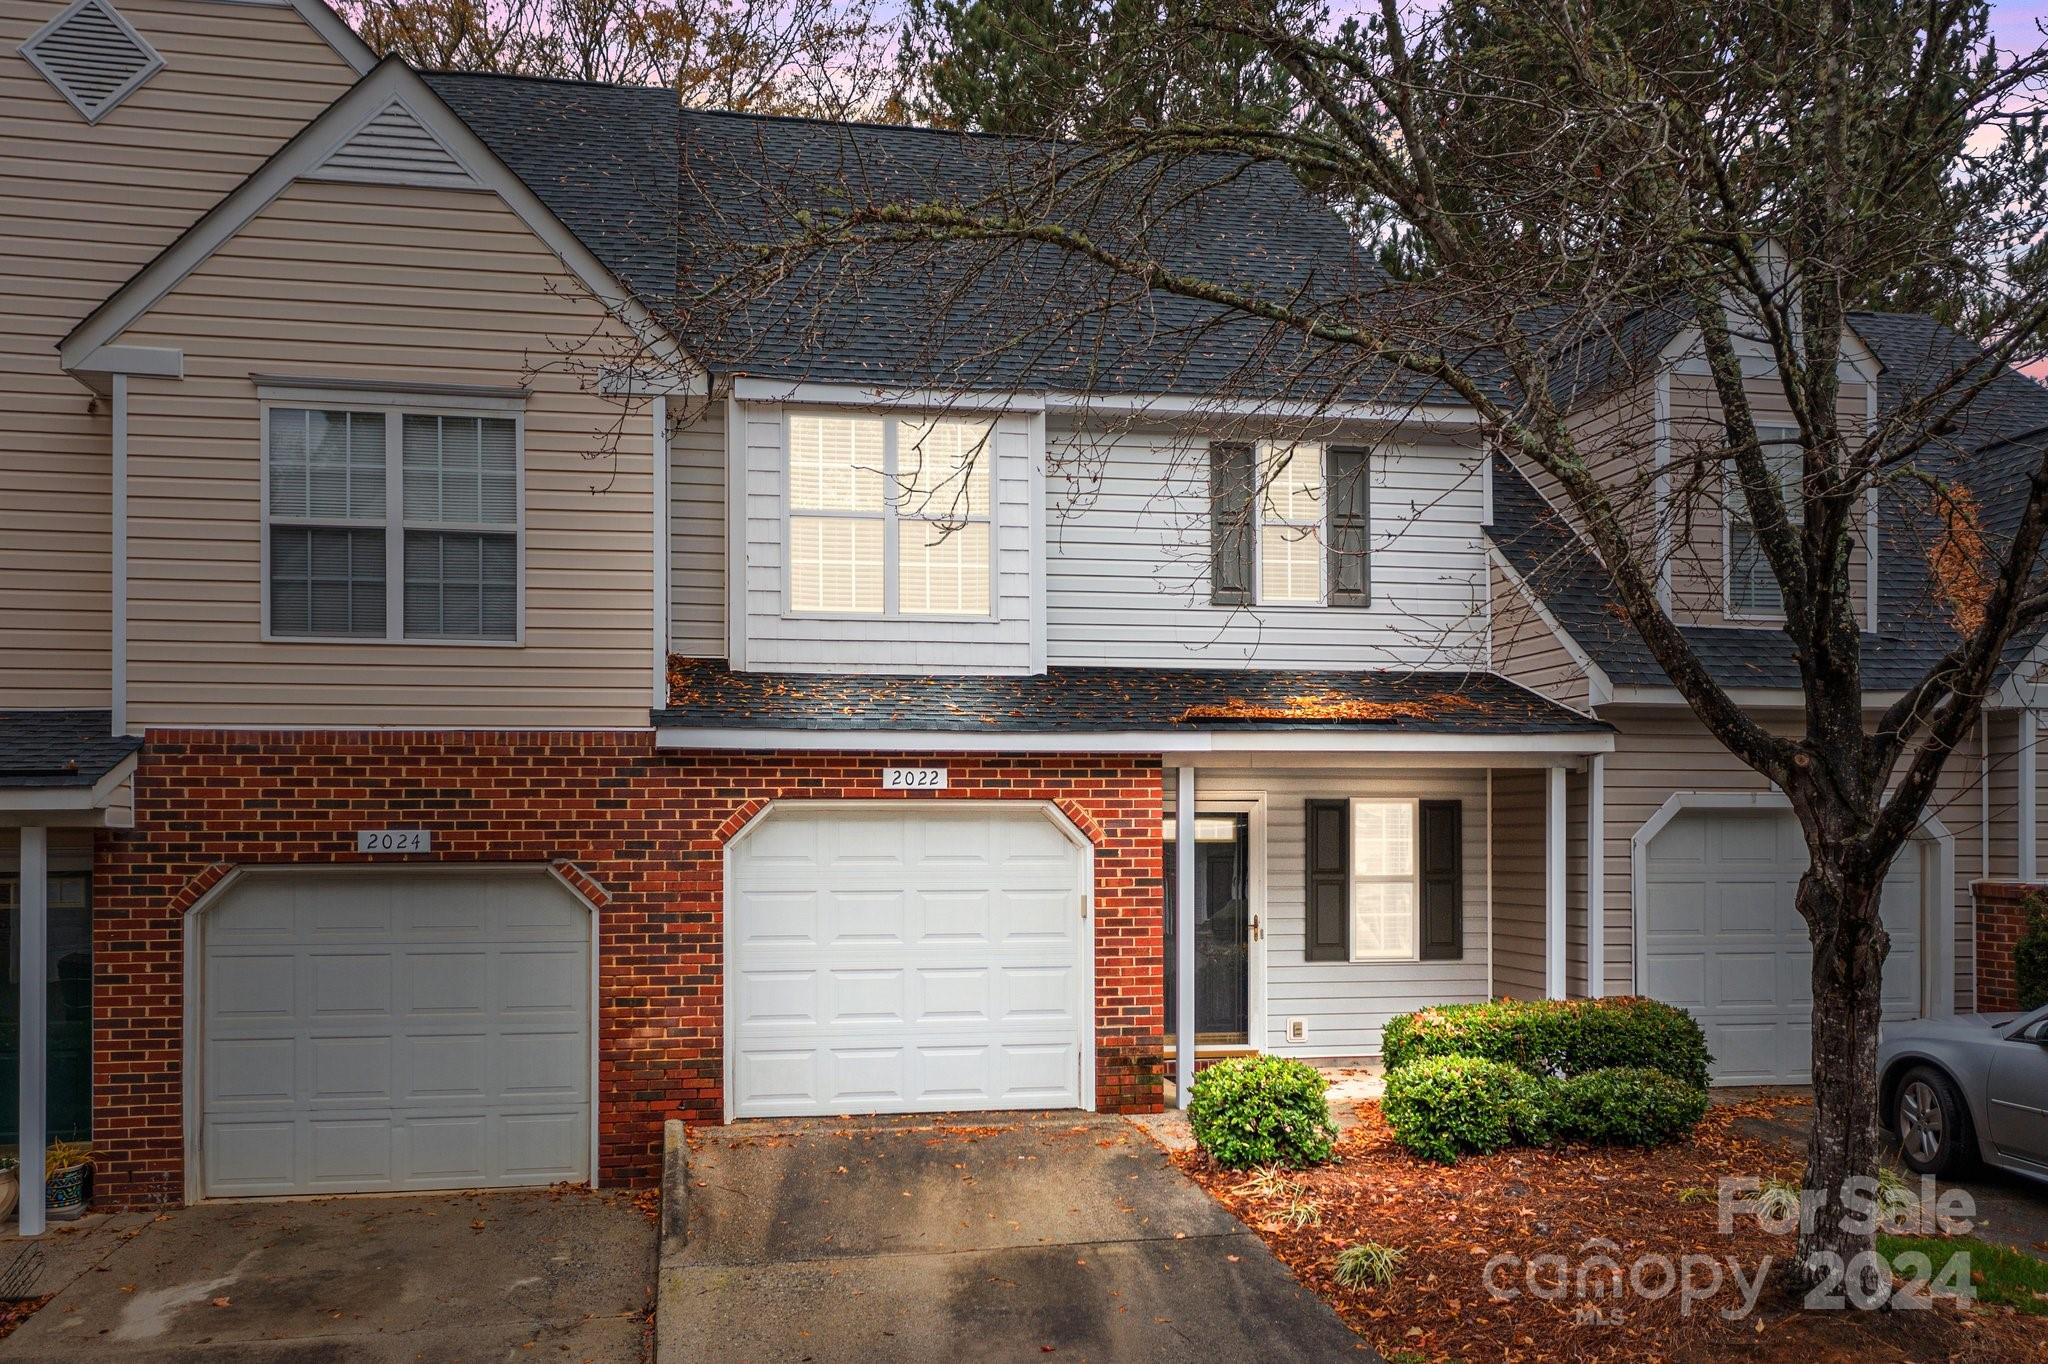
left=1172, top=1095, right=2048, bottom=1363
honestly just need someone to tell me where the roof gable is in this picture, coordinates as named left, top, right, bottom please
left=61, top=58, right=690, bottom=381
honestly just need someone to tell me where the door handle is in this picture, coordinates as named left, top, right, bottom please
left=1250, top=914, right=1262, bottom=942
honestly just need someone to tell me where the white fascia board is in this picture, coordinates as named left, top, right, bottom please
left=653, top=727, right=1614, bottom=756
left=1604, top=684, right=1909, bottom=709
left=61, top=59, right=696, bottom=386
left=283, top=0, right=376, bottom=73
left=729, top=378, right=1045, bottom=412
left=1484, top=542, right=1613, bottom=708
left=1043, top=390, right=1481, bottom=426
left=0, top=754, right=138, bottom=814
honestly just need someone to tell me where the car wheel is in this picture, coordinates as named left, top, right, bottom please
left=1894, top=1066, right=1973, bottom=1177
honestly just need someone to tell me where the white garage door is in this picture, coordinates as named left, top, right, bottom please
left=1643, top=811, right=1922, bottom=1084
left=199, top=869, right=592, bottom=1197
left=729, top=805, right=1088, bottom=1119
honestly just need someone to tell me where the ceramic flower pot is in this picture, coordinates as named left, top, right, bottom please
left=45, top=1163, right=88, bottom=1221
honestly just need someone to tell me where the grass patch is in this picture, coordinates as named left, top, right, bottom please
left=1879, top=1233, right=2048, bottom=1314
left=1332, top=1242, right=1403, bottom=1289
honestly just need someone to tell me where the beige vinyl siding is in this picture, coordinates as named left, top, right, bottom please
left=1489, top=558, right=1592, bottom=711
left=669, top=399, right=726, bottom=658
left=1046, top=421, right=1489, bottom=669
left=1168, top=766, right=1496, bottom=1058
left=1663, top=372, right=1872, bottom=627
left=0, top=0, right=354, bottom=707
left=1598, top=706, right=1982, bottom=1012
left=1489, top=768, right=1547, bottom=1000
left=110, top=179, right=655, bottom=728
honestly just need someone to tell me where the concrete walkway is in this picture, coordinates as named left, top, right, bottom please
left=0, top=1188, right=654, bottom=1362
left=662, top=1113, right=1373, bottom=1363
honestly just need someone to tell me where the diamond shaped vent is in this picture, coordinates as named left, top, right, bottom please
left=21, top=0, right=164, bottom=124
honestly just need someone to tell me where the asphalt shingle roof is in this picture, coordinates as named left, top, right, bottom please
left=420, top=70, right=680, bottom=316
left=655, top=659, right=1610, bottom=735
left=1487, top=310, right=2048, bottom=692
left=0, top=711, right=139, bottom=789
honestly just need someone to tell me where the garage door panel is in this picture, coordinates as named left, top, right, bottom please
left=309, top=952, right=393, bottom=1018
left=731, top=807, right=1088, bottom=1118
left=201, top=871, right=591, bottom=1197
left=1646, top=811, right=1923, bottom=1085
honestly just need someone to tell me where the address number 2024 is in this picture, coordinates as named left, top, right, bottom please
left=882, top=767, right=948, bottom=791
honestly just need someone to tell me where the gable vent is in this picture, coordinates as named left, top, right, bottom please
left=20, top=0, right=163, bottom=124
left=312, top=101, right=477, bottom=188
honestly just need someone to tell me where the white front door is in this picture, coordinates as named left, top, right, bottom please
left=1643, top=810, right=1923, bottom=1085
left=727, top=805, right=1090, bottom=1119
left=198, top=869, right=592, bottom=1197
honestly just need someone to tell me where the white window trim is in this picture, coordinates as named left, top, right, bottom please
left=1722, top=424, right=1802, bottom=622
left=258, top=392, right=526, bottom=647
left=780, top=407, right=998, bottom=623
left=1252, top=440, right=1327, bottom=609
left=1349, top=796, right=1421, bottom=963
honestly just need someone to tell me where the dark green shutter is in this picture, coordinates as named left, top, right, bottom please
left=1305, top=798, right=1350, bottom=960
left=1327, top=445, right=1371, bottom=606
left=1210, top=441, right=1254, bottom=605
left=1418, top=800, right=1463, bottom=960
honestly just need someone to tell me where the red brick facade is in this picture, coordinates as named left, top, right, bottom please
left=1972, top=879, right=2043, bottom=1012
left=92, top=731, right=1166, bottom=1204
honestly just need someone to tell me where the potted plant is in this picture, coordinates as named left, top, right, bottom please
left=44, top=1142, right=90, bottom=1221
left=0, top=1155, right=16, bottom=1222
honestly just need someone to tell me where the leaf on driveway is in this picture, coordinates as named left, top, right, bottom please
left=210, top=1297, right=232, bottom=1309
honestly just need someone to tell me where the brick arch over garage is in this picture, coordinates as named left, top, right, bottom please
left=92, top=731, right=1166, bottom=1203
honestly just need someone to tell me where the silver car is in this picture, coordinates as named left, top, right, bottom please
left=1877, top=1004, right=2048, bottom=1180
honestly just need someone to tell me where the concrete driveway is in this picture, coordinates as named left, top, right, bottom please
left=0, top=1187, right=653, bottom=1362
left=662, top=1113, right=1372, bottom=1363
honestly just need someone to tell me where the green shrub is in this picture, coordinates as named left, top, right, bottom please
left=1186, top=1055, right=1337, bottom=1169
left=1544, top=1066, right=1709, bottom=1147
left=1332, top=1242, right=1403, bottom=1289
left=1380, top=997, right=1710, bottom=1090
left=2016, top=894, right=2048, bottom=1011
left=1381, top=1055, right=1548, bottom=1163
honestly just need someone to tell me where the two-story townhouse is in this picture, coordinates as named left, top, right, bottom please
left=1488, top=306, right=2048, bottom=1088
left=7, top=0, right=2041, bottom=1219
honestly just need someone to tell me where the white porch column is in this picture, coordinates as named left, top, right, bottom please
left=17, top=826, right=47, bottom=1237
left=2020, top=710, right=2038, bottom=882
left=649, top=394, right=670, bottom=711
left=1174, top=763, right=1197, bottom=1108
left=1586, top=756, right=1605, bottom=997
left=1545, top=765, right=1568, bottom=999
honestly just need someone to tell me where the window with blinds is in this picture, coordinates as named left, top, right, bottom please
left=1726, top=425, right=1802, bottom=617
left=1258, top=441, right=1325, bottom=606
left=266, top=405, right=520, bottom=642
left=786, top=412, right=993, bottom=617
left=1349, top=800, right=1418, bottom=961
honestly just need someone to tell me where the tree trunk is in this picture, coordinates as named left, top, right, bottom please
left=1792, top=870, right=1890, bottom=1305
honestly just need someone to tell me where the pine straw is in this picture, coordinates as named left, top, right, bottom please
left=1172, top=1096, right=2048, bottom=1363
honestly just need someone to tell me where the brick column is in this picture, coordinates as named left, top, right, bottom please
left=1971, top=880, right=2041, bottom=1012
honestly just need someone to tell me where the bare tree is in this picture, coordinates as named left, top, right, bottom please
left=678, top=0, right=2048, bottom=1299
left=337, top=0, right=903, bottom=116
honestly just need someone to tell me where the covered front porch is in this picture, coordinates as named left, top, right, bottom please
left=1161, top=743, right=1612, bottom=1103
left=2, top=710, right=140, bottom=1235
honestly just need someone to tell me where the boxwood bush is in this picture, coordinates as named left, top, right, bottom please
left=1543, top=1066, right=1709, bottom=1148
left=1380, top=997, right=1710, bottom=1091
left=1186, top=1055, right=1338, bottom=1169
left=2017, top=894, right=2048, bottom=1011
left=1381, top=1055, right=1548, bottom=1164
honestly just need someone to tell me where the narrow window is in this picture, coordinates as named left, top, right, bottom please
left=266, top=408, right=387, bottom=637
left=1259, top=440, right=1325, bottom=605
left=1727, top=425, right=1802, bottom=617
left=897, top=418, right=993, bottom=615
left=788, top=414, right=886, bottom=613
left=402, top=414, right=518, bottom=639
left=1349, top=799, right=1417, bottom=961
